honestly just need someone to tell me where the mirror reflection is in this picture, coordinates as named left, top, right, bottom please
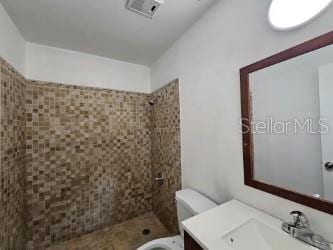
left=249, top=44, right=333, bottom=202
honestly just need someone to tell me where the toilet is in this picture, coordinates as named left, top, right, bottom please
left=137, top=189, right=217, bottom=250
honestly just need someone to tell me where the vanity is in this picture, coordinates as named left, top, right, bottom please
left=183, top=200, right=332, bottom=250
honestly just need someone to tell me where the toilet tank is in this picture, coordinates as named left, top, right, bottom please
left=175, top=189, right=217, bottom=237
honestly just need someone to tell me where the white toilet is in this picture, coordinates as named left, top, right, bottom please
left=137, top=189, right=217, bottom=250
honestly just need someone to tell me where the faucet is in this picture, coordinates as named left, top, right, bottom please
left=154, top=173, right=164, bottom=185
left=282, top=211, right=332, bottom=250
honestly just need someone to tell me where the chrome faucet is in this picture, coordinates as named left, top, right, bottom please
left=154, top=173, right=164, bottom=185
left=282, top=211, right=332, bottom=250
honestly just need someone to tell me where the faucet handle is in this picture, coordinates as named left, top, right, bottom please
left=290, top=211, right=310, bottom=229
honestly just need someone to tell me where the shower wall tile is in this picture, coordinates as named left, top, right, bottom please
left=0, top=58, right=26, bottom=249
left=25, top=81, right=153, bottom=249
left=151, top=80, right=181, bottom=233
left=0, top=57, right=182, bottom=249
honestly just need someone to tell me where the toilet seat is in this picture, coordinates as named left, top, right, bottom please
left=137, top=235, right=184, bottom=250
left=138, top=190, right=217, bottom=250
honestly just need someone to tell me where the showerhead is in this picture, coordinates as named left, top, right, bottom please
left=148, top=94, right=160, bottom=105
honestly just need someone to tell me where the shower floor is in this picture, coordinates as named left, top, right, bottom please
left=50, top=213, right=171, bottom=250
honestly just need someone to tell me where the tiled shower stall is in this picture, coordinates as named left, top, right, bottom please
left=0, top=57, right=181, bottom=249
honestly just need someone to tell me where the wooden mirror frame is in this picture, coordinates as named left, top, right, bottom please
left=240, top=31, right=333, bottom=215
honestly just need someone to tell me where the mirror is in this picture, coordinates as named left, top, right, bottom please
left=240, top=31, right=333, bottom=214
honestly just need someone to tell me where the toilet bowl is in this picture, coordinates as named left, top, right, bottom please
left=137, top=235, right=183, bottom=250
left=137, top=189, right=217, bottom=250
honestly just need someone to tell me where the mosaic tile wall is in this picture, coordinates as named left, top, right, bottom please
left=151, top=80, right=181, bottom=233
left=0, top=56, right=182, bottom=249
left=0, top=58, right=26, bottom=249
left=25, top=81, right=153, bottom=249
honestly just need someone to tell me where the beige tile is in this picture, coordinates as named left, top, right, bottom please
left=25, top=80, right=153, bottom=248
left=0, top=56, right=180, bottom=250
left=58, top=213, right=170, bottom=250
left=151, top=80, right=181, bottom=233
left=0, top=57, right=26, bottom=249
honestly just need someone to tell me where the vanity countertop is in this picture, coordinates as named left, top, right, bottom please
left=182, top=200, right=328, bottom=250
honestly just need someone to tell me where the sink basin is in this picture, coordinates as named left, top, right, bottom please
left=222, top=219, right=316, bottom=250
left=182, top=200, right=330, bottom=250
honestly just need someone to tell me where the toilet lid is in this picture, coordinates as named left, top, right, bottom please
left=175, top=189, right=217, bottom=215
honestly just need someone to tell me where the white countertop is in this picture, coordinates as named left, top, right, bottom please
left=182, top=200, right=328, bottom=250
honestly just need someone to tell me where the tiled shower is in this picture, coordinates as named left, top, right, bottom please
left=0, top=58, right=26, bottom=249
left=0, top=57, right=181, bottom=249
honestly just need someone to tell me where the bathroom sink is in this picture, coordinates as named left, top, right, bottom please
left=182, top=200, right=332, bottom=250
left=222, top=219, right=316, bottom=250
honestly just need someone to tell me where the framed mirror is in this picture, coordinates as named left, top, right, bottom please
left=240, top=31, right=333, bottom=214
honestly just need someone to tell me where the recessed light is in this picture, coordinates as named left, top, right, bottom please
left=268, top=0, right=332, bottom=31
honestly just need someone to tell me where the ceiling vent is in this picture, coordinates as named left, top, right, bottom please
left=126, top=0, right=165, bottom=18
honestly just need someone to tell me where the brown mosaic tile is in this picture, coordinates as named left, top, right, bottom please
left=25, top=81, right=153, bottom=249
left=0, top=57, right=181, bottom=249
left=151, top=80, right=181, bottom=233
left=50, top=212, right=170, bottom=250
left=0, top=58, right=26, bottom=249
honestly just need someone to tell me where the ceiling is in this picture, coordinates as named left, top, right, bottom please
left=1, top=0, right=218, bottom=66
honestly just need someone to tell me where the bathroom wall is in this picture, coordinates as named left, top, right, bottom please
left=0, top=2, right=25, bottom=74
left=1, top=0, right=151, bottom=93
left=0, top=58, right=26, bottom=249
left=25, top=81, right=152, bottom=249
left=25, top=43, right=151, bottom=93
left=151, top=79, right=181, bottom=233
left=151, top=0, right=333, bottom=240
left=0, top=52, right=181, bottom=249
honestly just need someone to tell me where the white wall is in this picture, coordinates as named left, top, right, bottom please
left=25, top=43, right=151, bottom=93
left=151, top=0, right=333, bottom=240
left=0, top=0, right=150, bottom=93
left=0, top=2, right=25, bottom=74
